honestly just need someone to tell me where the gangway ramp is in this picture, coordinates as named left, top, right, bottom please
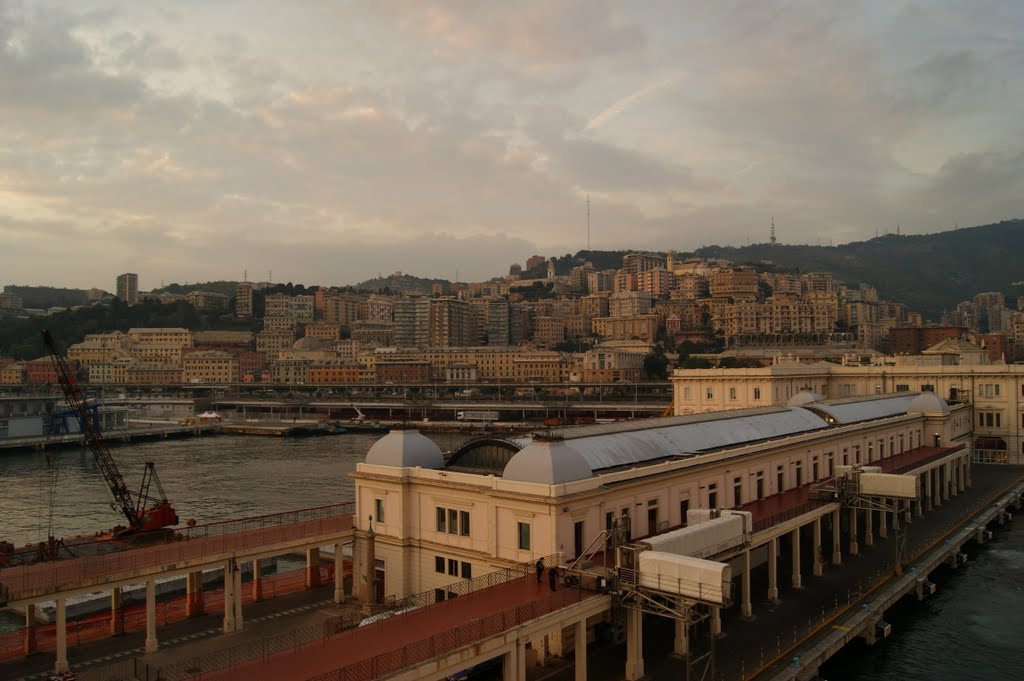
left=201, top=574, right=606, bottom=681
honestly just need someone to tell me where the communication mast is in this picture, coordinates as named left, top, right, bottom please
left=770, top=216, right=776, bottom=246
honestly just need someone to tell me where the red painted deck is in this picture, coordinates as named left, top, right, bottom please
left=208, top=576, right=593, bottom=681
left=734, top=445, right=965, bottom=532
left=0, top=510, right=353, bottom=600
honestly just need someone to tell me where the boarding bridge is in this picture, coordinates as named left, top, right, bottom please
left=592, top=510, right=752, bottom=681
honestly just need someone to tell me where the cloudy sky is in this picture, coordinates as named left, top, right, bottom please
left=2, top=1, right=1022, bottom=291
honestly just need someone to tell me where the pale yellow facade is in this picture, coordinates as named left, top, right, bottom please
left=672, top=360, right=1024, bottom=463
left=353, top=396, right=970, bottom=600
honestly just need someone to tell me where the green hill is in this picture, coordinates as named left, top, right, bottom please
left=690, top=219, right=1024, bottom=318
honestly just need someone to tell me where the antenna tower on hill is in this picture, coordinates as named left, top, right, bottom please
left=770, top=216, right=776, bottom=245
left=587, top=194, right=591, bottom=251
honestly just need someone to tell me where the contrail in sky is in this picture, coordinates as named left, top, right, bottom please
left=584, top=76, right=677, bottom=132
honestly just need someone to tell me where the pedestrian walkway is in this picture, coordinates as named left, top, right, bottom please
left=204, top=576, right=592, bottom=681
left=2, top=584, right=345, bottom=681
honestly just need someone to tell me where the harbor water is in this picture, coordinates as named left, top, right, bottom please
left=1, top=433, right=1021, bottom=679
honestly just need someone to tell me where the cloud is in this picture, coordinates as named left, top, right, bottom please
left=0, top=1, right=1022, bottom=290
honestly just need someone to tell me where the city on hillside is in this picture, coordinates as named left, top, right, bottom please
left=1, top=249, right=1021, bottom=391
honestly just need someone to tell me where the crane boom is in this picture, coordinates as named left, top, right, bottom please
left=41, top=330, right=177, bottom=534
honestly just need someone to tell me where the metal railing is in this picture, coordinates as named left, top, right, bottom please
left=751, top=500, right=832, bottom=534
left=0, top=505, right=355, bottom=600
left=381, top=553, right=561, bottom=614
left=307, top=588, right=587, bottom=681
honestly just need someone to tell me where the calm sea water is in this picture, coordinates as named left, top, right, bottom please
left=1, top=433, right=1021, bottom=679
left=819, top=517, right=1023, bottom=681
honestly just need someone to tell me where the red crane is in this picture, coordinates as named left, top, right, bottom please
left=42, top=330, right=178, bottom=537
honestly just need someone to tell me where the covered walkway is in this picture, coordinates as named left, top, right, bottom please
left=205, top=576, right=598, bottom=681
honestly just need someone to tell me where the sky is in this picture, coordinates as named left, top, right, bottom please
left=1, top=1, right=1023, bottom=291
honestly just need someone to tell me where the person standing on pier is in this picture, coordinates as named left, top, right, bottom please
left=548, top=565, right=558, bottom=591
left=536, top=558, right=545, bottom=583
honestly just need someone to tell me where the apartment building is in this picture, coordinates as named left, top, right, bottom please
left=181, top=350, right=239, bottom=384
left=235, top=282, right=253, bottom=318
left=116, top=273, right=139, bottom=305
left=128, top=328, right=192, bottom=347
left=593, top=315, right=659, bottom=343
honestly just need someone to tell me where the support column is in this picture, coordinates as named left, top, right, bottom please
left=932, top=468, right=941, bottom=508
left=741, top=549, right=752, bottom=618
left=333, top=544, right=345, bottom=603
left=23, top=604, right=36, bottom=655
left=252, top=559, right=263, bottom=602
left=924, top=471, right=933, bottom=511
left=849, top=508, right=859, bottom=556
left=791, top=527, right=802, bottom=589
left=110, top=587, right=122, bottom=636
left=944, top=463, right=952, bottom=501
left=535, top=634, right=548, bottom=667
left=832, top=510, right=842, bottom=566
left=145, top=578, right=158, bottom=654
left=625, top=608, right=645, bottom=681
left=710, top=605, right=722, bottom=636
left=233, top=566, right=244, bottom=632
left=966, top=457, right=973, bottom=488
left=55, top=597, right=68, bottom=674
left=359, top=530, right=377, bottom=610
left=516, top=638, right=527, bottom=681
left=674, top=609, right=689, bottom=656
left=503, top=646, right=516, bottom=681
left=186, top=571, right=205, bottom=617
left=813, top=517, right=824, bottom=577
left=345, top=542, right=356, bottom=600
left=548, top=628, right=564, bottom=658
left=306, top=547, right=322, bottom=588
left=879, top=502, right=888, bottom=539
left=767, top=538, right=779, bottom=602
left=223, top=560, right=236, bottom=633
left=865, top=503, right=874, bottom=547
left=574, top=619, right=587, bottom=681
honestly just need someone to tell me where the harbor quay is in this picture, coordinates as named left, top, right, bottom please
left=2, top=390, right=1023, bottom=680
left=55, top=463, right=1021, bottom=681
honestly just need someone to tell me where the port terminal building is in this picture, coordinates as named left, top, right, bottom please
left=352, top=390, right=972, bottom=604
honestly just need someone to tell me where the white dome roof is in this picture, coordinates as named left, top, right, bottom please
left=907, top=392, right=950, bottom=415
left=502, top=440, right=593, bottom=484
left=787, top=389, right=824, bottom=406
left=365, top=430, right=444, bottom=469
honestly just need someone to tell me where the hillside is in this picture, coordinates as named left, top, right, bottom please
left=691, top=219, right=1024, bottom=318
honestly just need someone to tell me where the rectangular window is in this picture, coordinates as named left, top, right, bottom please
left=374, top=498, right=384, bottom=524
left=921, top=384, right=934, bottom=393
left=684, top=387, right=692, bottom=400
left=756, top=474, right=764, bottom=500
left=795, top=463, right=803, bottom=487
left=436, top=507, right=446, bottom=532
left=996, top=412, right=1002, bottom=427
left=679, top=499, right=690, bottom=525
left=517, top=522, right=531, bottom=550
left=733, top=477, right=742, bottom=506
left=707, top=483, right=718, bottom=509
left=753, top=387, right=761, bottom=400
left=461, top=562, right=472, bottom=579
left=435, top=556, right=445, bottom=573
left=777, top=465, right=784, bottom=492
left=812, top=459, right=819, bottom=481
left=459, top=510, right=470, bottom=536
left=706, top=388, right=714, bottom=399
left=448, top=558, right=458, bottom=576
left=729, top=387, right=737, bottom=400
left=605, top=511, right=614, bottom=531
left=448, top=509, right=459, bottom=535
